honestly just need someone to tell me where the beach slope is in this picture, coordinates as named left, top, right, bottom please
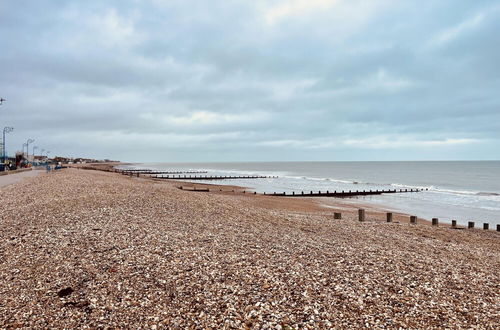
left=0, top=169, right=498, bottom=328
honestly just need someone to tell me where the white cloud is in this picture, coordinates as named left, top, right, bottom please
left=343, top=137, right=479, bottom=149
left=427, top=13, right=484, bottom=47
left=60, top=8, right=143, bottom=49
left=257, top=137, right=480, bottom=150
left=263, top=0, right=339, bottom=25
left=144, top=111, right=270, bottom=127
left=362, top=68, right=414, bottom=92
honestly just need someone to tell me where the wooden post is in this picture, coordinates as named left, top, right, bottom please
left=468, top=221, right=475, bottom=229
left=483, top=223, right=489, bottom=230
left=334, top=212, right=341, bottom=219
left=451, top=220, right=457, bottom=228
left=432, top=218, right=439, bottom=226
left=410, top=216, right=417, bottom=224
left=358, top=209, right=365, bottom=222
left=386, top=212, right=393, bottom=222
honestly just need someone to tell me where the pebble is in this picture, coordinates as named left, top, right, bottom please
left=0, top=168, right=498, bottom=328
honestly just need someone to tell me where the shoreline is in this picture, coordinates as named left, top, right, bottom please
left=101, top=163, right=441, bottom=228
left=111, top=161, right=500, bottom=228
left=79, top=162, right=498, bottom=230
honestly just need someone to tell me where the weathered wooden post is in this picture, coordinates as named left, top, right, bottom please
left=334, top=212, right=341, bottom=219
left=410, top=216, right=417, bottom=224
left=432, top=218, right=439, bottom=226
left=483, top=223, right=489, bottom=230
left=386, top=212, right=393, bottom=222
left=468, top=221, right=475, bottom=229
left=358, top=209, right=365, bottom=222
left=451, top=220, right=457, bottom=228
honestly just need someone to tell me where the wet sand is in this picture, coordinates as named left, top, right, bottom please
left=0, top=168, right=498, bottom=328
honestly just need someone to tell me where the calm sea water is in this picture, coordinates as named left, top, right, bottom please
left=124, top=161, right=500, bottom=227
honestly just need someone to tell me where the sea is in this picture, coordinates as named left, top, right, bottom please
left=121, top=161, right=500, bottom=227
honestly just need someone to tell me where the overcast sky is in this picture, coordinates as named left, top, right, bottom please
left=1, top=0, right=499, bottom=162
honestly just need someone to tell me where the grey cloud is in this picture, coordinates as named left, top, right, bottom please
left=0, top=0, right=499, bottom=161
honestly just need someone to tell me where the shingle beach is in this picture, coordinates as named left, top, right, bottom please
left=1, top=168, right=499, bottom=328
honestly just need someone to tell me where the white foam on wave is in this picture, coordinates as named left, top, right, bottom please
left=280, top=175, right=355, bottom=184
left=389, top=183, right=500, bottom=198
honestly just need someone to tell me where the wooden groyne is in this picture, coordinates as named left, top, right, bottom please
left=263, top=188, right=424, bottom=197
left=120, top=170, right=208, bottom=175
left=155, top=175, right=276, bottom=180
left=175, top=185, right=423, bottom=197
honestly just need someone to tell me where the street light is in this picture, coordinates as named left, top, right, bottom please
left=33, top=146, right=38, bottom=164
left=40, top=148, right=46, bottom=164
left=24, top=139, right=34, bottom=166
left=26, top=138, right=34, bottom=159
left=3, top=127, right=14, bottom=163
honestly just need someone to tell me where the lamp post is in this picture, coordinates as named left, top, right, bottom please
left=3, top=127, right=14, bottom=163
left=33, top=146, right=38, bottom=165
left=25, top=139, right=34, bottom=165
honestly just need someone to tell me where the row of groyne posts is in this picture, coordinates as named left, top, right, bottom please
left=90, top=167, right=499, bottom=231
left=118, top=168, right=424, bottom=198
left=345, top=209, right=499, bottom=231
left=117, top=168, right=275, bottom=180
